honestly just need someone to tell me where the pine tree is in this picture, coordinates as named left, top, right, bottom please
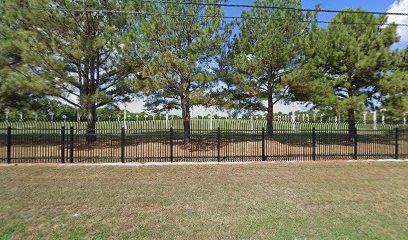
left=379, top=48, right=408, bottom=119
left=220, top=0, right=316, bottom=135
left=2, top=0, right=143, bottom=142
left=0, top=0, right=52, bottom=108
left=289, top=9, right=399, bottom=139
left=128, top=0, right=226, bottom=143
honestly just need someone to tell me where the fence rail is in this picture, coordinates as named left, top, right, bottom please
left=0, top=126, right=407, bottom=163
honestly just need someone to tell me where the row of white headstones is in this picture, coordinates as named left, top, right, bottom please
left=140, top=111, right=407, bottom=130
left=4, top=109, right=408, bottom=131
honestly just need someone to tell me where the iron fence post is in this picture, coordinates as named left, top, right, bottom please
left=312, top=127, right=316, bottom=161
left=170, top=127, right=174, bottom=163
left=7, top=126, right=11, bottom=164
left=69, top=127, right=74, bottom=163
left=217, top=127, right=220, bottom=162
left=354, top=127, right=358, bottom=160
left=61, top=127, right=65, bottom=163
left=395, top=128, right=399, bottom=160
left=121, top=127, right=125, bottom=163
left=262, top=127, right=266, bottom=161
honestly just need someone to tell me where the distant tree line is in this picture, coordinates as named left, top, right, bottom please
left=1, top=0, right=407, bottom=142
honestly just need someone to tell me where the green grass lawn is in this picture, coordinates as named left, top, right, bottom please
left=1, top=161, right=407, bottom=239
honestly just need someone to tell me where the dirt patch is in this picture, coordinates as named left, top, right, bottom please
left=1, top=139, right=407, bottom=163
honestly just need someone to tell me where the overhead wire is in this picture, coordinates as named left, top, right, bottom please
left=140, top=0, right=408, bottom=17
left=1, top=4, right=407, bottom=27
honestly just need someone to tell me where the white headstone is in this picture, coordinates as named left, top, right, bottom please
left=210, top=111, right=213, bottom=130
left=123, top=108, right=127, bottom=129
left=17, top=111, right=23, bottom=122
left=363, top=111, right=367, bottom=125
left=5, top=108, right=10, bottom=122
left=48, top=110, right=54, bottom=122
left=372, top=111, right=377, bottom=130
left=380, top=109, right=387, bottom=125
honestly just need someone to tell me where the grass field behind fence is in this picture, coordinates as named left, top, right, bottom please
left=0, top=162, right=407, bottom=239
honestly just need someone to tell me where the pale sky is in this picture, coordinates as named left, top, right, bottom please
left=121, top=100, right=311, bottom=117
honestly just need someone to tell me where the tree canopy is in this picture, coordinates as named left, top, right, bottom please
left=380, top=48, right=408, bottom=118
left=0, top=1, right=52, bottom=108
left=128, top=0, right=226, bottom=143
left=1, top=0, right=144, bottom=141
left=219, top=0, right=317, bottom=133
left=288, top=9, right=399, bottom=136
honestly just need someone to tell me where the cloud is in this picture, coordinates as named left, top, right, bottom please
left=387, top=0, right=408, bottom=42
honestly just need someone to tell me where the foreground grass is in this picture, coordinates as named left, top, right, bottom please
left=0, top=161, right=407, bottom=239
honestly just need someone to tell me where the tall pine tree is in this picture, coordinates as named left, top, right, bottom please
left=129, top=1, right=225, bottom=143
left=0, top=0, right=52, bottom=108
left=220, top=0, right=316, bottom=134
left=379, top=48, right=408, bottom=119
left=2, top=0, right=143, bottom=142
left=289, top=9, right=398, bottom=139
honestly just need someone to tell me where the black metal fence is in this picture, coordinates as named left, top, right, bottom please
left=0, top=127, right=407, bottom=163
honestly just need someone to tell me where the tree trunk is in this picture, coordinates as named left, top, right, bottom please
left=267, top=92, right=274, bottom=138
left=348, top=109, right=356, bottom=142
left=181, top=98, right=191, bottom=144
left=86, top=104, right=97, bottom=143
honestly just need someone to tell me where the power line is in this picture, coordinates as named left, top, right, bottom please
left=2, top=6, right=408, bottom=27
left=140, top=0, right=408, bottom=17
